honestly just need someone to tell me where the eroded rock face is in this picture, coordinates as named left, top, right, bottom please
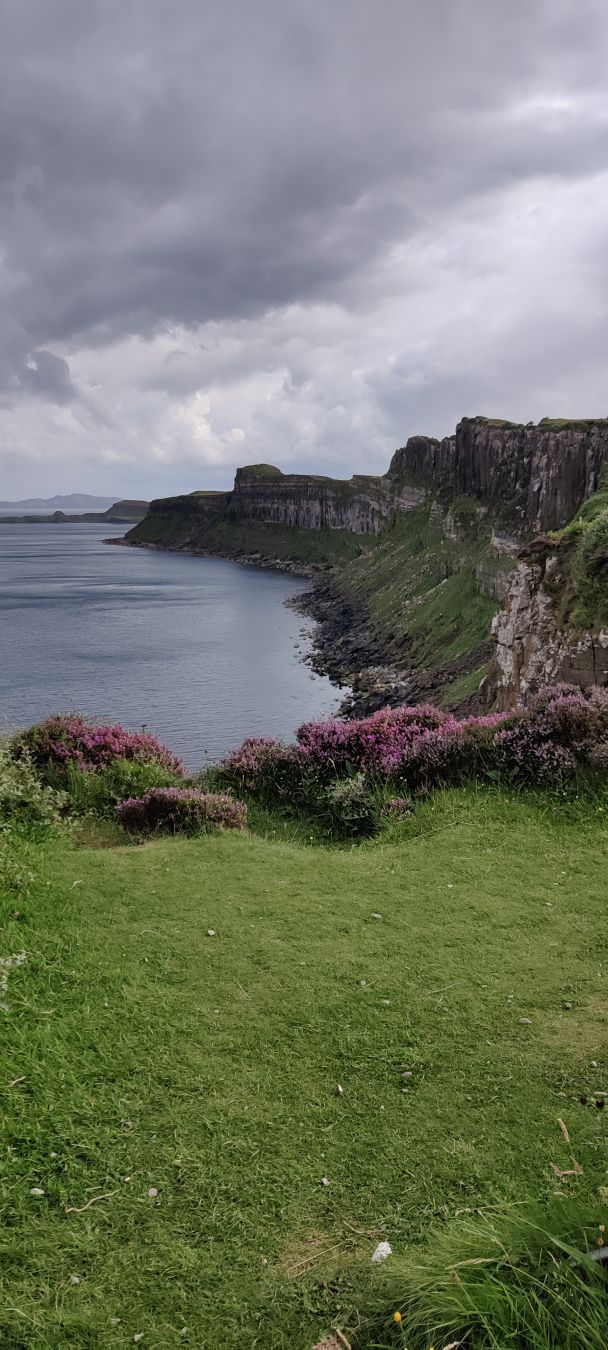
left=492, top=561, right=608, bottom=706
left=388, top=419, right=608, bottom=531
left=229, top=466, right=398, bottom=534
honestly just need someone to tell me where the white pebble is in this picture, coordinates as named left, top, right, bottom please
left=371, top=913, right=383, bottom=920
left=207, top=930, right=216, bottom=938
left=371, top=1240, right=392, bottom=1263
left=134, top=1335, right=145, bottom=1344
left=321, top=1176, right=330, bottom=1187
left=69, top=1274, right=81, bottom=1285
left=29, top=1187, right=44, bottom=1197
left=147, top=1187, right=158, bottom=1198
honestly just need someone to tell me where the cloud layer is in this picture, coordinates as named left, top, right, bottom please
left=2, top=0, right=608, bottom=496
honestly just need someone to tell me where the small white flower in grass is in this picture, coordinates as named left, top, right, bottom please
left=371, top=1241, right=392, bottom=1263
left=133, top=1335, right=144, bottom=1344
left=371, top=913, right=383, bottom=920
left=30, top=1187, right=44, bottom=1197
left=147, top=1187, right=158, bottom=1198
left=321, top=1176, right=330, bottom=1187
left=69, top=1274, right=81, bottom=1285
left=109, top=1318, right=121, bottom=1325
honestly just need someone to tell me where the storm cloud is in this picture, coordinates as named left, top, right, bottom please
left=2, top=0, right=608, bottom=496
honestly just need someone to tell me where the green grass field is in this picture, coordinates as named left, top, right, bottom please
left=1, top=790, right=607, bottom=1348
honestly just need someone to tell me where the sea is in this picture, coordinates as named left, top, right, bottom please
left=0, top=522, right=343, bottom=769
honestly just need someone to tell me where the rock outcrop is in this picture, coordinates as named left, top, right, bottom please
left=227, top=465, right=398, bottom=534
left=388, top=417, right=608, bottom=532
left=124, top=414, right=608, bottom=711
left=492, top=559, right=608, bottom=706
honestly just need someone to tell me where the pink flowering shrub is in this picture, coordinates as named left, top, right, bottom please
left=380, top=796, right=413, bottom=821
left=217, top=685, right=608, bottom=835
left=296, top=704, right=448, bottom=778
left=116, top=787, right=247, bottom=835
left=217, top=737, right=311, bottom=800
left=17, top=714, right=184, bottom=776
left=494, top=684, right=608, bottom=786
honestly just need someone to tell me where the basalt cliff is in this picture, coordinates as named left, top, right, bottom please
left=124, top=417, right=608, bottom=711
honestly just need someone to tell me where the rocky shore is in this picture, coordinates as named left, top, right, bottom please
left=292, top=575, right=493, bottom=718
left=111, top=533, right=492, bottom=717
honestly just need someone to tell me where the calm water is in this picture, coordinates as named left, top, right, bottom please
left=0, top=523, right=343, bottom=768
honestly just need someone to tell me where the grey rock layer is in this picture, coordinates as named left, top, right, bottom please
left=492, top=561, right=608, bottom=705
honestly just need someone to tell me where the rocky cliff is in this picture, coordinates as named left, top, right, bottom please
left=388, top=417, right=608, bottom=531
left=227, top=464, right=401, bottom=533
left=124, top=416, right=608, bottom=710
left=129, top=417, right=608, bottom=549
left=493, top=560, right=608, bottom=707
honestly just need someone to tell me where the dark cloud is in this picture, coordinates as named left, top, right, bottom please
left=1, top=0, right=608, bottom=492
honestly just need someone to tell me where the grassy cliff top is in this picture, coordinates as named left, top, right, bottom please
left=2, top=788, right=607, bottom=1346
left=463, top=415, right=608, bottom=431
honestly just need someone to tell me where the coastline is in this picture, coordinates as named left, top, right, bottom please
left=108, top=534, right=493, bottom=717
left=107, top=533, right=419, bottom=718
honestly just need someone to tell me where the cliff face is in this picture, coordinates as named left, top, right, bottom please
left=227, top=465, right=399, bottom=534
left=125, top=416, right=608, bottom=710
left=388, top=418, right=608, bottom=532
left=492, top=560, right=608, bottom=707
left=131, top=417, right=608, bottom=548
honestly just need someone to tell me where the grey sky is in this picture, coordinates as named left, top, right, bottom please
left=1, top=0, right=608, bottom=496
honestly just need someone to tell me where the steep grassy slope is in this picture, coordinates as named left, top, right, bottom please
left=2, top=790, right=607, bottom=1348
left=547, top=475, right=608, bottom=630
left=328, top=500, right=510, bottom=700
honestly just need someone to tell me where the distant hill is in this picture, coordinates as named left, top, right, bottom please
left=0, top=493, right=119, bottom=511
left=0, top=500, right=149, bottom=525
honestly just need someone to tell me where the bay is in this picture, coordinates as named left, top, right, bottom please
left=0, top=523, right=342, bottom=768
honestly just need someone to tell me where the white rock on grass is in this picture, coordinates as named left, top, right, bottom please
left=371, top=1241, right=392, bottom=1263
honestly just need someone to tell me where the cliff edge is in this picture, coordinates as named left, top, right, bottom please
left=124, top=416, right=608, bottom=709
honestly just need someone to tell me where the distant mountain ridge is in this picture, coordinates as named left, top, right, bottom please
left=0, top=493, right=118, bottom=510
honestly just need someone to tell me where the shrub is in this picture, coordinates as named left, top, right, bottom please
left=380, top=796, right=412, bottom=821
left=217, top=685, right=608, bottom=839
left=0, top=745, right=66, bottom=829
left=296, top=704, right=448, bottom=778
left=395, top=712, right=506, bottom=792
left=494, top=684, right=608, bottom=787
left=318, top=772, right=381, bottom=838
left=15, top=714, right=184, bottom=777
left=64, top=758, right=184, bottom=817
left=116, top=787, right=247, bottom=835
left=217, top=737, right=310, bottom=801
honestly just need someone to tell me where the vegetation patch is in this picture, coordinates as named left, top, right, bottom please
left=1, top=783, right=607, bottom=1347
left=2, top=710, right=608, bottom=1345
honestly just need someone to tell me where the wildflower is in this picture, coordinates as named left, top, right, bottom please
left=393, top=1311, right=402, bottom=1323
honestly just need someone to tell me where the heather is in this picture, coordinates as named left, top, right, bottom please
left=116, top=786, right=247, bottom=835
left=217, top=684, right=608, bottom=835
left=17, top=713, right=184, bottom=776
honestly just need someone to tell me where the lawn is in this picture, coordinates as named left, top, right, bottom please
left=1, top=790, right=607, bottom=1348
